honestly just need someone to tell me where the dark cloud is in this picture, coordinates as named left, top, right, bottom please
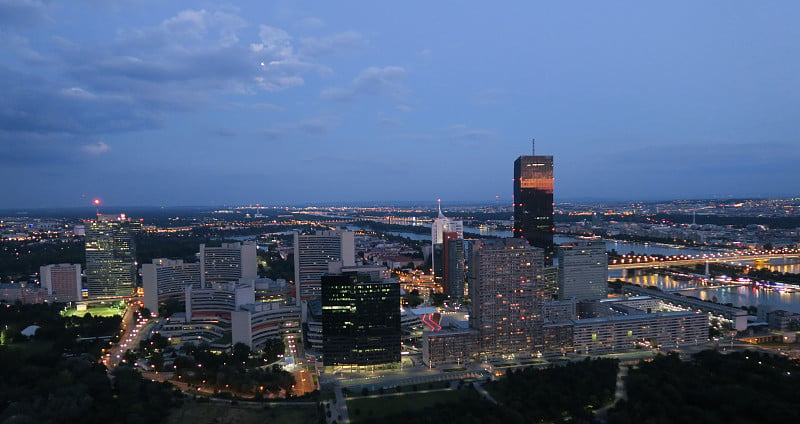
left=1, top=7, right=365, bottom=167
left=0, top=66, right=162, bottom=136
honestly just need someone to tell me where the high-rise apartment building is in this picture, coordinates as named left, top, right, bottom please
left=557, top=241, right=608, bottom=301
left=199, top=241, right=257, bottom=285
left=40, top=263, right=82, bottom=302
left=469, top=238, right=545, bottom=355
left=142, top=258, right=201, bottom=313
left=442, top=232, right=466, bottom=298
left=321, top=271, right=400, bottom=366
left=85, top=215, right=138, bottom=298
left=294, top=230, right=355, bottom=302
left=513, top=153, right=554, bottom=263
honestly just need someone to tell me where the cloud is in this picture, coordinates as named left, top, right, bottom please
left=472, top=88, right=509, bottom=106
left=321, top=66, right=408, bottom=102
left=82, top=141, right=111, bottom=155
left=618, top=141, right=800, bottom=173
left=298, top=17, right=324, bottom=29
left=0, top=34, right=47, bottom=64
left=300, top=30, right=367, bottom=57
left=290, top=116, right=338, bottom=134
left=388, top=124, right=496, bottom=146
left=214, top=128, right=238, bottom=137
left=0, top=67, right=161, bottom=136
left=1, top=7, right=366, bottom=162
left=261, top=129, right=283, bottom=140
left=448, top=124, right=497, bottom=146
left=0, top=0, right=51, bottom=29
left=378, top=117, right=402, bottom=127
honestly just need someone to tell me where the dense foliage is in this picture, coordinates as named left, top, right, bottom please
left=0, top=302, right=121, bottom=356
left=0, top=302, right=182, bottom=424
left=608, top=350, right=800, bottom=424
left=370, top=358, right=618, bottom=424
left=171, top=342, right=295, bottom=396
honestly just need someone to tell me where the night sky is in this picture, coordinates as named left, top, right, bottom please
left=2, top=1, right=799, bottom=208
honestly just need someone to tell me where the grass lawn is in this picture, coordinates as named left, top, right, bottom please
left=166, top=400, right=319, bottom=424
left=347, top=390, right=466, bottom=423
left=63, top=306, right=122, bottom=317
left=5, top=340, right=54, bottom=357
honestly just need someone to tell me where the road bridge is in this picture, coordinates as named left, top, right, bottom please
left=609, top=251, right=800, bottom=271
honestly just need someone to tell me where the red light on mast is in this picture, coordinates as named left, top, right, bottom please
left=93, top=199, right=101, bottom=205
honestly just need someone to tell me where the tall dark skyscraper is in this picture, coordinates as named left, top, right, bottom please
left=442, top=231, right=466, bottom=299
left=321, top=271, right=400, bottom=366
left=514, top=150, right=555, bottom=263
left=85, top=214, right=138, bottom=298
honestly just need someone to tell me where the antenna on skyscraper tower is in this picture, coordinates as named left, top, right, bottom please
left=531, top=138, right=536, bottom=155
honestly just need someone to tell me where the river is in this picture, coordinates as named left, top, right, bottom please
left=345, top=223, right=721, bottom=258
left=620, top=258, right=800, bottom=314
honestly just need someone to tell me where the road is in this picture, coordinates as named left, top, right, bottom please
left=293, top=368, right=316, bottom=396
left=103, top=299, right=150, bottom=369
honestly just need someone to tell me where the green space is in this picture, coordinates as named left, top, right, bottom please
left=608, top=350, right=800, bottom=423
left=344, top=380, right=451, bottom=397
left=3, top=339, right=54, bottom=356
left=63, top=305, right=123, bottom=317
left=166, top=400, right=319, bottom=424
left=1, top=303, right=180, bottom=424
left=347, top=389, right=467, bottom=423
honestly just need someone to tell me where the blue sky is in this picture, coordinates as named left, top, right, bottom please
left=2, top=1, right=799, bottom=208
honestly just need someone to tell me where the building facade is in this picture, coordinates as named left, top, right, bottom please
left=294, top=230, right=355, bottom=302
left=40, top=263, right=82, bottom=302
left=571, top=311, right=707, bottom=355
left=469, top=238, right=546, bottom=356
left=85, top=215, right=138, bottom=298
left=442, top=232, right=466, bottom=298
left=513, top=155, right=554, bottom=263
left=142, top=258, right=201, bottom=314
left=199, top=241, right=257, bottom=285
left=321, top=271, right=400, bottom=366
left=557, top=241, right=608, bottom=301
left=232, top=302, right=301, bottom=350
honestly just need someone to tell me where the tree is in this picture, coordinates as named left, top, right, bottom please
left=232, top=342, right=251, bottom=365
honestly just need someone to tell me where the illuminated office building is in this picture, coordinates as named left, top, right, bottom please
left=321, top=271, right=400, bottom=366
left=85, top=214, right=138, bottom=298
left=513, top=153, right=555, bottom=263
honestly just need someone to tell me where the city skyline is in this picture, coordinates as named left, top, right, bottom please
left=3, top=1, right=800, bottom=208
